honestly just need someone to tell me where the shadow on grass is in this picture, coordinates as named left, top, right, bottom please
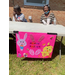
left=9, top=39, right=65, bottom=61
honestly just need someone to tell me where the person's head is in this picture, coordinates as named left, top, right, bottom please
left=43, top=4, right=51, bottom=15
left=13, top=5, right=21, bottom=15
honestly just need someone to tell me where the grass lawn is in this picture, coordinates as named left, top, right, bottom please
left=9, top=36, right=65, bottom=75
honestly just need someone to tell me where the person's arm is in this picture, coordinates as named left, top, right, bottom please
left=40, top=16, right=42, bottom=23
left=13, top=16, right=22, bottom=22
left=40, top=15, right=45, bottom=23
left=13, top=12, right=23, bottom=22
left=19, top=14, right=25, bottom=22
left=40, top=15, right=47, bottom=25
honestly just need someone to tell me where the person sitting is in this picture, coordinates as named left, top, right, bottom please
left=40, top=4, right=56, bottom=25
left=13, top=5, right=27, bottom=22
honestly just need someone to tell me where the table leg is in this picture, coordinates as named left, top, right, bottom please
left=59, top=36, right=63, bottom=60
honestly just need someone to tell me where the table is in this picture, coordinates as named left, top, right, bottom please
left=9, top=21, right=65, bottom=59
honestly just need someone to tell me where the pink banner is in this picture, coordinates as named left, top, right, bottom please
left=16, top=32, right=57, bottom=58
